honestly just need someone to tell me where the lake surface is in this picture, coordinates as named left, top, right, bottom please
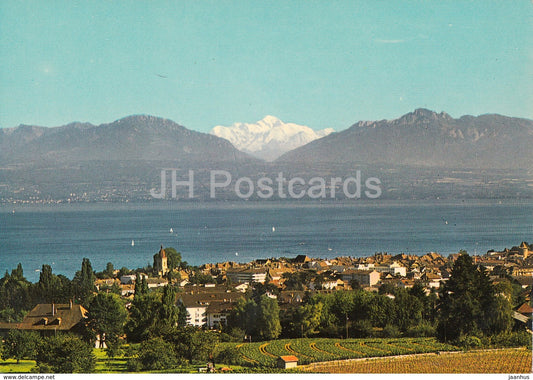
left=1, top=200, right=531, bottom=282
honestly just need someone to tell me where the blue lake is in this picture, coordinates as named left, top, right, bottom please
left=0, top=200, right=531, bottom=282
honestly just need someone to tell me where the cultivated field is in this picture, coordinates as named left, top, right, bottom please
left=220, top=337, right=458, bottom=367
left=303, top=348, right=533, bottom=373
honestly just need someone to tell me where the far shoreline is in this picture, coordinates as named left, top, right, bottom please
left=2, top=198, right=531, bottom=213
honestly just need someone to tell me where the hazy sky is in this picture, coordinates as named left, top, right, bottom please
left=1, top=1, right=532, bottom=132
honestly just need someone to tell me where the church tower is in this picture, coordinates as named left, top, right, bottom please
left=153, top=245, right=168, bottom=276
left=519, top=242, right=529, bottom=258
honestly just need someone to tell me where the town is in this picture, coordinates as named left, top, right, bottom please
left=0, top=242, right=531, bottom=373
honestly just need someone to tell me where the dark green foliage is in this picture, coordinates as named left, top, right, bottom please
left=368, top=294, right=396, bottom=328
left=159, top=285, right=178, bottom=327
left=72, top=258, right=96, bottom=306
left=281, top=270, right=314, bottom=290
left=405, top=321, right=437, bottom=337
left=393, top=289, right=423, bottom=331
left=220, top=327, right=245, bottom=342
left=96, top=262, right=115, bottom=279
left=35, top=335, right=95, bottom=373
left=227, top=298, right=257, bottom=337
left=227, top=295, right=281, bottom=341
left=125, top=286, right=182, bottom=342
left=455, top=335, right=482, bottom=349
left=99, top=281, right=122, bottom=296
left=125, top=293, right=162, bottom=342
left=215, top=346, right=244, bottom=365
left=382, top=324, right=401, bottom=338
left=163, top=247, right=182, bottom=271
left=173, top=326, right=219, bottom=363
left=282, top=302, right=324, bottom=338
left=1, top=330, right=40, bottom=363
left=135, top=337, right=177, bottom=370
left=352, top=319, right=373, bottom=338
left=117, top=267, right=132, bottom=278
left=251, top=282, right=280, bottom=303
left=490, top=331, right=532, bottom=349
left=378, top=283, right=396, bottom=295
left=256, top=295, right=282, bottom=340
left=87, top=293, right=127, bottom=347
left=437, top=252, right=513, bottom=342
left=105, top=340, right=123, bottom=362
left=32, top=265, right=73, bottom=304
left=0, top=264, right=32, bottom=321
left=133, top=274, right=149, bottom=298
left=188, top=271, right=215, bottom=285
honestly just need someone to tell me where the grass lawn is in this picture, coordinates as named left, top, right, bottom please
left=0, top=359, right=36, bottom=373
left=93, top=349, right=129, bottom=373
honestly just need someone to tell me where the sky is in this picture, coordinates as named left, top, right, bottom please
left=1, top=1, right=532, bottom=132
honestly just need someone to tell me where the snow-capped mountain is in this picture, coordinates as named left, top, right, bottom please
left=211, top=115, right=334, bottom=161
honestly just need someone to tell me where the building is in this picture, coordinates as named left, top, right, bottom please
left=226, top=268, right=267, bottom=284
left=518, top=242, right=530, bottom=258
left=120, top=274, right=137, bottom=284
left=374, top=262, right=407, bottom=277
left=341, top=270, right=380, bottom=286
left=185, top=303, right=207, bottom=327
left=0, top=302, right=87, bottom=337
left=153, top=245, right=169, bottom=276
left=178, top=289, right=244, bottom=328
left=512, top=266, right=533, bottom=277
left=277, top=355, right=298, bottom=369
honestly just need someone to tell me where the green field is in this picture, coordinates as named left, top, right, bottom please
left=220, top=337, right=458, bottom=367
left=0, top=338, right=460, bottom=373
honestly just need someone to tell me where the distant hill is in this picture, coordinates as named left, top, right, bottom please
left=0, top=115, right=253, bottom=165
left=277, top=109, right=533, bottom=169
left=211, top=115, right=334, bottom=161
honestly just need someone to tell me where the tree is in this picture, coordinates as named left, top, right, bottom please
left=135, top=337, right=177, bottom=370
left=256, top=295, right=281, bottom=340
left=35, top=335, right=95, bottom=373
left=1, top=330, right=40, bottom=364
left=227, top=298, right=257, bottom=337
left=104, top=262, right=115, bottom=278
left=87, top=293, right=127, bottom=348
left=134, top=273, right=149, bottom=298
left=159, top=285, right=179, bottom=328
left=281, top=271, right=314, bottom=290
left=0, top=264, right=32, bottom=322
left=437, top=252, right=511, bottom=341
left=36, top=265, right=56, bottom=302
left=298, top=302, right=323, bottom=337
left=72, top=258, right=96, bottom=305
left=394, top=289, right=422, bottom=331
left=368, top=294, right=396, bottom=328
left=174, top=327, right=219, bottom=364
left=125, top=293, right=162, bottom=342
left=164, top=247, right=182, bottom=271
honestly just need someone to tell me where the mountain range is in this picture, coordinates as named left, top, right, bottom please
left=1, top=109, right=532, bottom=202
left=211, top=115, right=334, bottom=161
left=0, top=115, right=252, bottom=165
left=278, top=108, right=533, bottom=169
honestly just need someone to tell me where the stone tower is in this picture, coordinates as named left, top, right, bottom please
left=153, top=245, right=168, bottom=276
left=519, top=242, right=529, bottom=258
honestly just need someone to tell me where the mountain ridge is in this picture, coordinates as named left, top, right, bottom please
left=276, top=108, right=533, bottom=169
left=0, top=114, right=255, bottom=165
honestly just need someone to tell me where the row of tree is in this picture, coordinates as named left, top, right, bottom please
left=0, top=259, right=97, bottom=322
